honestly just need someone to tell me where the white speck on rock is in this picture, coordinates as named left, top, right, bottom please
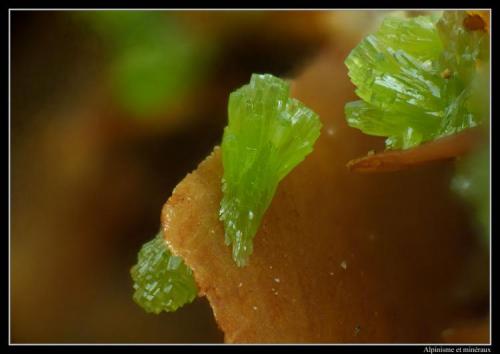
left=354, top=325, right=361, bottom=336
left=340, top=261, right=347, bottom=270
left=238, top=282, right=243, bottom=288
left=329, top=271, right=334, bottom=276
left=327, top=127, right=335, bottom=136
left=253, top=306, right=258, bottom=311
left=274, top=278, right=280, bottom=283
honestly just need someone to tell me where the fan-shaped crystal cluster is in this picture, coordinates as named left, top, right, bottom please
left=345, top=11, right=489, bottom=150
left=220, top=74, right=322, bottom=266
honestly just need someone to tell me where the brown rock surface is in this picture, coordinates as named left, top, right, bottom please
left=161, top=48, right=487, bottom=343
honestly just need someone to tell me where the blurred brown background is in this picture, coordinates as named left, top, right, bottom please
left=10, top=10, right=384, bottom=343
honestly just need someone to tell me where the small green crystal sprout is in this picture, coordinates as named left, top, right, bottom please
left=131, top=231, right=197, bottom=314
left=345, top=11, right=489, bottom=150
left=220, top=74, right=322, bottom=267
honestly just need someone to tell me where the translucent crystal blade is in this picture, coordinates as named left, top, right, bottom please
left=220, top=74, right=322, bottom=266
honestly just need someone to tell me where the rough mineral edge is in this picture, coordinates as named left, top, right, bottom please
left=161, top=147, right=263, bottom=340
left=346, top=127, right=483, bottom=173
left=162, top=146, right=221, bottom=299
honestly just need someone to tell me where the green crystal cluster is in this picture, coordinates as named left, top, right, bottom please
left=345, top=11, right=489, bottom=150
left=131, top=231, right=197, bottom=314
left=220, top=74, right=322, bottom=267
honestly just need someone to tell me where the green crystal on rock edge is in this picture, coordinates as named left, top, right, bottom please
left=345, top=11, right=489, bottom=150
left=220, top=74, right=322, bottom=267
left=131, top=231, right=197, bottom=314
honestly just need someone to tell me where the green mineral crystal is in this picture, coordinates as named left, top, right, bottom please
left=220, top=74, right=322, bottom=266
left=131, top=231, right=197, bottom=314
left=345, top=11, right=489, bottom=150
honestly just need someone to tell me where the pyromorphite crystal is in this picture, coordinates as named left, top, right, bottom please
left=131, top=231, right=197, bottom=313
left=220, top=73, right=322, bottom=267
left=344, top=11, right=489, bottom=150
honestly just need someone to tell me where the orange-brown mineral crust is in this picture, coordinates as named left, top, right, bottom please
left=161, top=48, right=488, bottom=343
